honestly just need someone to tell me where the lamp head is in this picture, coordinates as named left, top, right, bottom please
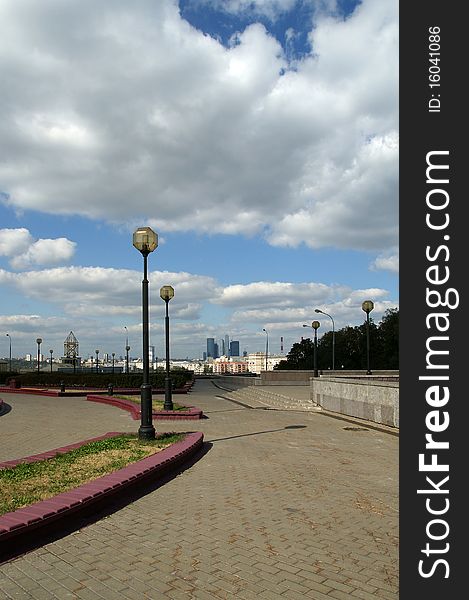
left=361, top=300, right=374, bottom=314
left=160, top=285, right=175, bottom=301
left=133, top=227, right=158, bottom=254
left=312, top=321, right=320, bottom=330
left=36, top=338, right=42, bottom=344
left=314, top=309, right=323, bottom=314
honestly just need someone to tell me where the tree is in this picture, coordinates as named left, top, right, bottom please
left=275, top=338, right=314, bottom=370
left=276, top=310, right=399, bottom=371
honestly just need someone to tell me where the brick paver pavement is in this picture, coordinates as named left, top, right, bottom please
left=0, top=380, right=398, bottom=599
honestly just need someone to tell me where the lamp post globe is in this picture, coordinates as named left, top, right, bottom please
left=361, top=300, right=374, bottom=375
left=160, top=285, right=175, bottom=411
left=134, top=226, right=158, bottom=440
left=36, top=338, right=42, bottom=374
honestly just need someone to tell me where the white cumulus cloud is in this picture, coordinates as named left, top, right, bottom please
left=0, top=0, right=398, bottom=256
left=0, top=228, right=76, bottom=269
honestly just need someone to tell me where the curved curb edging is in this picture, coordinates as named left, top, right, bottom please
left=86, top=394, right=204, bottom=420
left=0, top=431, right=204, bottom=548
left=0, top=382, right=194, bottom=397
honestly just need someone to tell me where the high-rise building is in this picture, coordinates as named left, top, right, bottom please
left=214, top=342, right=219, bottom=358
left=220, top=339, right=225, bottom=356
left=225, top=334, right=230, bottom=357
left=206, top=338, right=215, bottom=358
left=230, top=340, right=240, bottom=357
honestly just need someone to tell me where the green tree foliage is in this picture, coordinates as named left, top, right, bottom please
left=276, top=309, right=399, bottom=371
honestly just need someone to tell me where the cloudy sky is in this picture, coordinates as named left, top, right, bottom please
left=0, top=0, right=398, bottom=361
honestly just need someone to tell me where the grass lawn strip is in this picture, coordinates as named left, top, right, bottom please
left=0, top=433, right=183, bottom=516
left=116, top=395, right=188, bottom=411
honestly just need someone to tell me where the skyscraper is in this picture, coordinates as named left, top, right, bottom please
left=206, top=338, right=215, bottom=358
left=230, top=340, right=240, bottom=357
left=225, top=334, right=230, bottom=357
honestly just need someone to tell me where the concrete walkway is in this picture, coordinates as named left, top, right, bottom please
left=0, top=380, right=398, bottom=599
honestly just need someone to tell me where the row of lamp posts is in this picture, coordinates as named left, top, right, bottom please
left=302, top=300, right=374, bottom=376
left=4, top=226, right=173, bottom=443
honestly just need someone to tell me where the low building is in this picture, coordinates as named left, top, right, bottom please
left=247, top=352, right=287, bottom=374
left=211, top=356, right=249, bottom=374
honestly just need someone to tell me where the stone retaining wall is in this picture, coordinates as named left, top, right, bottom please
left=311, top=376, right=399, bottom=428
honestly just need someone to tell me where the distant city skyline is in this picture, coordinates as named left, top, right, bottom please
left=0, top=0, right=398, bottom=359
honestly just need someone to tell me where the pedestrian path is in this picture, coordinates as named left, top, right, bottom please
left=0, top=379, right=398, bottom=599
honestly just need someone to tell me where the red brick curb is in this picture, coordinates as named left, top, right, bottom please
left=86, top=394, right=204, bottom=420
left=0, top=431, right=204, bottom=548
left=0, top=382, right=194, bottom=397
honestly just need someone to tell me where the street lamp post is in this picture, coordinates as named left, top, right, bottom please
left=303, top=321, right=320, bottom=376
left=124, top=326, right=129, bottom=373
left=126, top=345, right=130, bottom=373
left=112, top=352, right=115, bottom=374
left=36, top=338, right=42, bottom=374
left=315, top=309, right=335, bottom=370
left=6, top=333, right=12, bottom=372
left=160, top=285, right=175, bottom=411
left=312, top=321, right=320, bottom=377
left=262, top=328, right=269, bottom=371
left=95, top=349, right=99, bottom=374
left=133, top=226, right=158, bottom=440
left=49, top=349, right=53, bottom=373
left=362, top=300, right=374, bottom=375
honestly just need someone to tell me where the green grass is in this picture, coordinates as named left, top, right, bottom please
left=116, top=395, right=189, bottom=411
left=0, top=433, right=183, bottom=516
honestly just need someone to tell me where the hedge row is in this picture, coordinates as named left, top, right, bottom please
left=1, top=370, right=193, bottom=389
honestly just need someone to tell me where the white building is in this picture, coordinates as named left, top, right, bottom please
left=247, top=352, right=287, bottom=374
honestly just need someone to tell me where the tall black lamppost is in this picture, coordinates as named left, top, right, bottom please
left=6, top=333, right=12, bottom=372
left=262, top=328, right=269, bottom=371
left=362, top=300, right=374, bottom=375
left=133, top=226, right=158, bottom=440
left=112, top=352, right=115, bottom=374
left=124, top=326, right=129, bottom=373
left=36, top=338, right=42, bottom=374
left=303, top=321, right=320, bottom=376
left=160, top=285, right=174, bottom=411
left=49, top=349, right=53, bottom=373
left=315, top=308, right=335, bottom=370
left=95, top=349, right=99, bottom=374
left=312, top=321, right=320, bottom=377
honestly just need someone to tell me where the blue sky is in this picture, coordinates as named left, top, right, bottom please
left=0, top=0, right=398, bottom=360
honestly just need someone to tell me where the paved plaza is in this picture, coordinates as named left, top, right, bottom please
left=0, top=379, right=398, bottom=599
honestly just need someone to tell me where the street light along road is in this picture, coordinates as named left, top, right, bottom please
left=315, top=308, right=335, bottom=370
left=361, top=300, right=374, bottom=375
left=160, top=285, right=175, bottom=411
left=262, top=328, right=269, bottom=371
left=133, top=226, right=158, bottom=440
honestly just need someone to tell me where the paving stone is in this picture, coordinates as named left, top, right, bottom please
left=0, top=380, right=398, bottom=598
